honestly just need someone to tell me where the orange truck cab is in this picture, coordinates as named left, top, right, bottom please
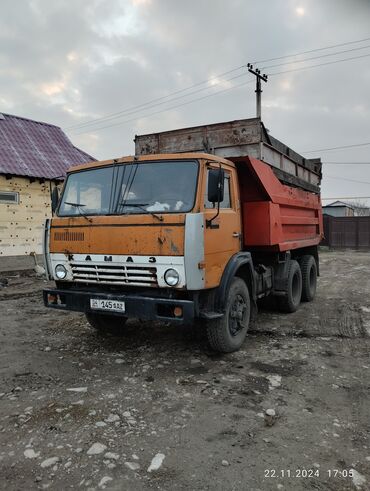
left=43, top=119, right=323, bottom=353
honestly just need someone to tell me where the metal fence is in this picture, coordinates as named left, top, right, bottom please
left=322, top=215, right=370, bottom=249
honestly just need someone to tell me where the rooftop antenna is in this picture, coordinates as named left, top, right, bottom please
left=247, top=63, right=268, bottom=120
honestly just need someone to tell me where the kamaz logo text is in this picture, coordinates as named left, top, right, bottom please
left=84, top=255, right=157, bottom=263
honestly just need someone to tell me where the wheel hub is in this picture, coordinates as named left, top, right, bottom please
left=229, top=294, right=247, bottom=336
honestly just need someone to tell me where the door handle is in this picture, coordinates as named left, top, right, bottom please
left=232, top=232, right=241, bottom=238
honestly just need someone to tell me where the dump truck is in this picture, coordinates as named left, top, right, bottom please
left=43, top=118, right=323, bottom=352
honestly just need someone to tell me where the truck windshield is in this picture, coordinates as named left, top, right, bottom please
left=58, top=160, right=198, bottom=216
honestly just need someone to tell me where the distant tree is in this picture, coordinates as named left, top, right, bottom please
left=345, top=200, right=370, bottom=217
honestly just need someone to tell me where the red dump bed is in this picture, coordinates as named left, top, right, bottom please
left=233, top=156, right=323, bottom=252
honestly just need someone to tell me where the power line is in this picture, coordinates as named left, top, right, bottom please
left=304, top=141, right=370, bottom=153
left=68, top=71, right=251, bottom=133
left=321, top=196, right=370, bottom=200
left=66, top=35, right=370, bottom=132
left=71, top=50, right=370, bottom=137
left=65, top=65, right=247, bottom=131
left=263, top=44, right=370, bottom=70
left=325, top=175, right=370, bottom=185
left=70, top=43, right=370, bottom=133
left=73, top=43, right=349, bottom=134
left=252, top=36, right=370, bottom=64
left=322, top=162, right=370, bottom=165
left=69, top=49, right=370, bottom=134
left=71, top=47, right=370, bottom=136
left=72, top=78, right=255, bottom=135
left=71, top=51, right=370, bottom=136
left=267, top=52, right=370, bottom=77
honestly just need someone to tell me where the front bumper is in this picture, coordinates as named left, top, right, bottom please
left=43, top=288, right=195, bottom=324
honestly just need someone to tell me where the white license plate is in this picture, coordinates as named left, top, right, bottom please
left=90, top=298, right=125, bottom=312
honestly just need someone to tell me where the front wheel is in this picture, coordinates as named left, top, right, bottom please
left=206, top=277, right=250, bottom=353
left=85, top=312, right=127, bottom=335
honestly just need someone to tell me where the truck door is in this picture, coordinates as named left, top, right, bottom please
left=203, top=165, right=242, bottom=288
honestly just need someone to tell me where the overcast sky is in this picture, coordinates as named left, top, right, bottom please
left=1, top=0, right=370, bottom=204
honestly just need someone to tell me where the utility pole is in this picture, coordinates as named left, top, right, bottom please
left=247, top=63, right=268, bottom=120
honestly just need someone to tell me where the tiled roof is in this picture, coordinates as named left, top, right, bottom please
left=0, top=112, right=95, bottom=179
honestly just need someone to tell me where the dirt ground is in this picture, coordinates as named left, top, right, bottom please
left=0, top=250, right=369, bottom=491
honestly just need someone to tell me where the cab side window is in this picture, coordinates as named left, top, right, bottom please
left=204, top=170, right=232, bottom=209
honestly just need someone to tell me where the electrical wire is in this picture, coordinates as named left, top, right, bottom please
left=321, top=196, right=370, bottom=200
left=263, top=44, right=370, bottom=70
left=267, top=52, right=370, bottom=77
left=67, top=71, right=251, bottom=132
left=325, top=175, right=370, bottom=185
left=72, top=49, right=370, bottom=136
left=252, top=36, right=370, bottom=64
left=64, top=65, right=247, bottom=130
left=321, top=162, right=370, bottom=165
left=304, top=141, right=370, bottom=153
left=72, top=78, right=255, bottom=135
left=66, top=35, right=370, bottom=132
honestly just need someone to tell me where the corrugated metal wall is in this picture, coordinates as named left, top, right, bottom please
left=323, top=215, right=370, bottom=249
left=0, top=175, right=53, bottom=257
left=323, top=206, right=354, bottom=217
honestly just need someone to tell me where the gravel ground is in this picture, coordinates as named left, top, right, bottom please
left=0, top=250, right=369, bottom=491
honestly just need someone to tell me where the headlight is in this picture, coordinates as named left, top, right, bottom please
left=164, top=268, right=180, bottom=286
left=55, top=264, right=67, bottom=279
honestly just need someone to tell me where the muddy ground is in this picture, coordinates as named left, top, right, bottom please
left=0, top=250, right=369, bottom=491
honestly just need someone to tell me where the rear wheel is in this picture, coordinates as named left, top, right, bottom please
left=277, top=260, right=302, bottom=313
left=207, top=277, right=250, bottom=353
left=85, top=312, right=127, bottom=335
left=299, top=255, right=317, bottom=302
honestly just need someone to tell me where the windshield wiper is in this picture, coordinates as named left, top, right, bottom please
left=64, top=201, right=92, bottom=222
left=118, top=202, right=163, bottom=222
left=64, top=201, right=86, bottom=207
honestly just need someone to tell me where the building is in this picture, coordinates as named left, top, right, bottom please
left=322, top=200, right=355, bottom=217
left=0, top=112, right=95, bottom=268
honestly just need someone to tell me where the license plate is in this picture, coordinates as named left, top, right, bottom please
left=90, top=298, right=125, bottom=312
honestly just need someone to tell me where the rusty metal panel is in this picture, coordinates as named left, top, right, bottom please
left=49, top=214, right=186, bottom=256
left=214, top=143, right=260, bottom=159
left=135, top=118, right=322, bottom=194
left=135, top=118, right=262, bottom=155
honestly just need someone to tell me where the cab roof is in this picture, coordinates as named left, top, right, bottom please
left=67, top=153, right=234, bottom=173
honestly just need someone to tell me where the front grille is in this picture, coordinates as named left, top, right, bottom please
left=70, top=262, right=158, bottom=287
left=54, top=231, right=84, bottom=241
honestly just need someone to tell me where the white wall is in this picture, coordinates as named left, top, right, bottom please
left=0, top=175, right=55, bottom=257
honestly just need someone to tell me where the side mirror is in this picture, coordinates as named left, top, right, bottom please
left=207, top=168, right=225, bottom=204
left=51, top=186, right=60, bottom=215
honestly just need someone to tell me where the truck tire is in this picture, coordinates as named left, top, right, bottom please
left=277, top=260, right=302, bottom=313
left=298, top=255, right=317, bottom=302
left=206, top=277, right=250, bottom=353
left=85, top=312, right=127, bottom=335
